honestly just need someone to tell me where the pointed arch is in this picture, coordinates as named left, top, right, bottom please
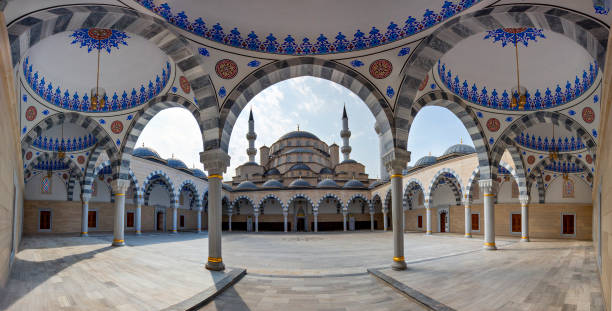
left=178, top=180, right=201, bottom=210
left=426, top=168, right=464, bottom=206
left=317, top=193, right=343, bottom=210
left=403, top=178, right=425, bottom=210
left=286, top=193, right=315, bottom=211
left=345, top=193, right=370, bottom=211
left=257, top=194, right=283, bottom=214
left=142, top=170, right=176, bottom=206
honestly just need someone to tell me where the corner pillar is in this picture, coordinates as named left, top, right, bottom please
left=384, top=148, right=410, bottom=271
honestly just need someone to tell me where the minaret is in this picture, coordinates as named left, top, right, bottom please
left=340, top=105, right=352, bottom=162
left=246, top=109, right=257, bottom=163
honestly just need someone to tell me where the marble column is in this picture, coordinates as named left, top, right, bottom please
left=135, top=196, right=142, bottom=235
left=171, top=203, right=178, bottom=234
left=228, top=210, right=233, bottom=232
left=370, top=209, right=375, bottom=231
left=520, top=196, right=530, bottom=242
left=111, top=180, right=129, bottom=247
left=254, top=210, right=259, bottom=233
left=384, top=148, right=410, bottom=271
left=196, top=207, right=202, bottom=233
left=383, top=209, right=388, bottom=231
left=481, top=179, right=496, bottom=250
left=201, top=149, right=230, bottom=271
left=313, top=210, right=318, bottom=232
left=283, top=210, right=288, bottom=232
left=425, top=202, right=432, bottom=235
left=342, top=210, right=348, bottom=231
left=80, top=194, right=90, bottom=237
left=464, top=200, right=472, bottom=238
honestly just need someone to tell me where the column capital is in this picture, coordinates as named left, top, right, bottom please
left=200, top=149, right=231, bottom=175
left=519, top=195, right=530, bottom=206
left=383, top=148, right=410, bottom=175
left=111, top=179, right=130, bottom=194
left=478, top=179, right=494, bottom=193
left=81, top=193, right=91, bottom=203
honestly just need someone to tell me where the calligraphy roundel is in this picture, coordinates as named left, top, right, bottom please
left=527, top=155, right=535, bottom=165
left=179, top=76, right=191, bottom=93
left=582, top=107, right=595, bottom=124
left=25, top=106, right=37, bottom=121
left=586, top=154, right=593, bottom=164
left=25, top=151, right=32, bottom=161
left=418, top=74, right=429, bottom=91
left=88, top=28, right=112, bottom=40
left=369, top=59, right=393, bottom=79
left=77, top=155, right=85, bottom=165
left=486, top=118, right=500, bottom=132
left=111, top=120, right=123, bottom=134
left=545, top=175, right=551, bottom=182
left=215, top=59, right=238, bottom=79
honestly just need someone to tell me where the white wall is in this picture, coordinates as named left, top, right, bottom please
left=148, top=184, right=171, bottom=206
left=431, top=184, right=456, bottom=207
left=25, top=173, right=67, bottom=201
left=497, top=180, right=519, bottom=204
left=546, top=176, right=592, bottom=203
left=90, top=180, right=111, bottom=203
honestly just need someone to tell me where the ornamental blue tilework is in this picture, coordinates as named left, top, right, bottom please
left=545, top=161, right=584, bottom=173
left=70, top=29, right=129, bottom=54
left=398, top=47, right=411, bottom=56
left=438, top=61, right=598, bottom=111
left=218, top=86, right=227, bottom=98
left=515, top=133, right=585, bottom=152
left=483, top=28, right=545, bottom=47
left=33, top=134, right=97, bottom=152
left=595, top=5, right=610, bottom=15
left=134, top=0, right=481, bottom=55
left=198, top=47, right=210, bottom=56
left=247, top=60, right=261, bottom=67
left=34, top=160, right=70, bottom=171
left=23, top=58, right=171, bottom=112
left=386, top=86, right=394, bottom=98
left=350, top=60, right=364, bottom=67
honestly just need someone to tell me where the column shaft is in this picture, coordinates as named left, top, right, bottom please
left=314, top=213, right=318, bottom=232
left=283, top=212, right=288, bottom=232
left=197, top=209, right=202, bottom=233
left=81, top=200, right=89, bottom=237
left=483, top=183, right=496, bottom=250
left=370, top=213, right=374, bottom=231
left=112, top=193, right=126, bottom=246
left=390, top=172, right=406, bottom=270
left=255, top=214, right=259, bottom=232
left=206, top=175, right=224, bottom=270
left=172, top=206, right=178, bottom=233
left=228, top=214, right=232, bottom=232
left=464, top=206, right=472, bottom=238
left=426, top=206, right=432, bottom=235
left=343, top=212, right=347, bottom=231
left=521, top=203, right=529, bottom=242
left=136, top=204, right=142, bottom=235
left=383, top=211, right=388, bottom=231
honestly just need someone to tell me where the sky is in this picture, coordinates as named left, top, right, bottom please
left=135, top=77, right=473, bottom=179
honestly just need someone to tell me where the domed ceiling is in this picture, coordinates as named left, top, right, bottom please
left=438, top=29, right=596, bottom=111
left=23, top=29, right=170, bottom=112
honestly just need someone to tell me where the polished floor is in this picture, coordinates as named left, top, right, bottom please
left=0, top=231, right=604, bottom=310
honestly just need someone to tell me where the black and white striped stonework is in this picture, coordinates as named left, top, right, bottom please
left=426, top=168, right=464, bottom=207
left=81, top=145, right=107, bottom=197
left=218, top=57, right=395, bottom=155
left=464, top=167, right=480, bottom=205
left=178, top=180, right=201, bottom=209
left=232, top=195, right=255, bottom=212
left=412, top=90, right=491, bottom=180
left=286, top=194, right=315, bottom=212
left=383, top=189, right=392, bottom=212
left=8, top=5, right=217, bottom=184
left=257, top=194, right=282, bottom=212
left=142, top=170, right=175, bottom=206
left=528, top=153, right=592, bottom=187
left=499, top=147, right=529, bottom=197
left=397, top=4, right=608, bottom=153
left=345, top=194, right=369, bottom=211
left=317, top=193, right=343, bottom=211
left=24, top=152, right=82, bottom=181
left=403, top=178, right=425, bottom=210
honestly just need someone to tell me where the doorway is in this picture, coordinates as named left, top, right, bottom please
left=156, top=211, right=164, bottom=231
left=297, top=218, right=305, bottom=232
left=511, top=213, right=521, bottom=234
left=440, top=211, right=447, bottom=233
left=88, top=211, right=97, bottom=229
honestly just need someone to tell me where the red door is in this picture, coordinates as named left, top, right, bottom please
left=180, top=215, right=185, bottom=228
left=512, top=214, right=521, bottom=233
left=471, top=214, right=479, bottom=231
left=563, top=215, right=575, bottom=234
left=126, top=212, right=134, bottom=228
left=88, top=211, right=96, bottom=228
left=440, top=212, right=446, bottom=232
left=157, top=212, right=164, bottom=231
left=40, top=211, right=51, bottom=230
left=417, top=215, right=423, bottom=228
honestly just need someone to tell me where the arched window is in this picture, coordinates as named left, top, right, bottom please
left=563, top=178, right=575, bottom=198
left=41, top=176, right=51, bottom=194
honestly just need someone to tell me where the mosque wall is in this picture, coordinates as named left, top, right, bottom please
left=0, top=11, right=24, bottom=288
left=24, top=174, right=68, bottom=201
left=546, top=177, right=593, bottom=204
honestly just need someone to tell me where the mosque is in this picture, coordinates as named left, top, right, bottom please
left=0, top=1, right=611, bottom=310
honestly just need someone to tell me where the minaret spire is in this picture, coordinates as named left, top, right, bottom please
left=340, top=104, right=352, bottom=162
left=246, top=108, right=257, bottom=163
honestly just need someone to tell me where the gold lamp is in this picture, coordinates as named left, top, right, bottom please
left=549, top=122, right=559, bottom=161
left=58, top=121, right=65, bottom=159
left=90, top=37, right=105, bottom=111
left=510, top=30, right=526, bottom=110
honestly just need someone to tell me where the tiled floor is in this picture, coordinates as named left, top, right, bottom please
left=0, top=232, right=604, bottom=310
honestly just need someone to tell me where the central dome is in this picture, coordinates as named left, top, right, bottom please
left=279, top=131, right=320, bottom=141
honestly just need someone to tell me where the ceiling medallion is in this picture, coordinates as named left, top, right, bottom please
left=527, top=155, right=535, bottom=165
left=25, top=151, right=32, bottom=161
left=418, top=74, right=429, bottom=91
left=369, top=59, right=393, bottom=79
left=486, top=118, right=500, bottom=132
left=179, top=76, right=191, bottom=93
left=582, top=107, right=595, bottom=123
left=88, top=28, right=112, bottom=40
left=111, top=120, right=124, bottom=134
left=586, top=154, right=593, bottom=164
left=215, top=59, right=238, bottom=79
left=77, top=155, right=86, bottom=165
left=25, top=106, right=37, bottom=121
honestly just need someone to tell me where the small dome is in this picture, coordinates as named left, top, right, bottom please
left=222, top=183, right=233, bottom=192
left=280, top=131, right=320, bottom=140
left=166, top=158, right=188, bottom=170
left=289, top=178, right=311, bottom=188
left=289, top=163, right=311, bottom=171
left=414, top=156, right=437, bottom=167
left=243, top=161, right=259, bottom=166
left=236, top=181, right=257, bottom=190
left=343, top=179, right=365, bottom=188
left=317, top=179, right=339, bottom=188
left=265, top=168, right=281, bottom=176
left=443, top=144, right=475, bottom=156
left=262, top=179, right=283, bottom=188
left=320, top=167, right=333, bottom=174
left=133, top=147, right=160, bottom=158
left=192, top=169, right=207, bottom=179
left=283, top=148, right=315, bottom=155
left=368, top=180, right=384, bottom=189
left=340, top=159, right=357, bottom=164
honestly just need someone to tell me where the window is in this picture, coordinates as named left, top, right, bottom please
left=562, top=214, right=575, bottom=235
left=88, top=211, right=97, bottom=228
left=471, top=213, right=479, bottom=231
left=417, top=215, right=423, bottom=228
left=41, top=176, right=51, bottom=194
left=39, top=210, right=51, bottom=231
left=511, top=213, right=521, bottom=233
left=563, top=178, right=575, bottom=198
left=126, top=212, right=134, bottom=228
left=180, top=215, right=185, bottom=228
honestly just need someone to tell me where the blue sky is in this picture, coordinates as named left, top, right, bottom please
left=135, top=77, right=473, bottom=179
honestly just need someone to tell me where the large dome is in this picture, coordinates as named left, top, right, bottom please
left=283, top=148, right=315, bottom=155
left=133, top=147, right=160, bottom=159
left=443, top=144, right=476, bottom=156
left=414, top=156, right=437, bottom=167
left=166, top=158, right=188, bottom=170
left=279, top=131, right=320, bottom=141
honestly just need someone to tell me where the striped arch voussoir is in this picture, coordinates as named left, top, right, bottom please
left=317, top=193, right=343, bottom=210
left=345, top=193, right=369, bottom=210
left=286, top=194, right=314, bottom=211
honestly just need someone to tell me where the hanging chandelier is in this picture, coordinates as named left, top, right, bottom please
left=549, top=121, right=559, bottom=161
left=510, top=30, right=526, bottom=110
left=58, top=121, right=65, bottom=159
left=90, top=29, right=107, bottom=111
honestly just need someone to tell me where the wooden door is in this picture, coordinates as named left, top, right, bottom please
left=88, top=211, right=96, bottom=228
left=297, top=218, right=305, bottom=232
left=180, top=215, right=185, bottom=228
left=417, top=215, right=423, bottom=228
left=563, top=215, right=575, bottom=234
left=40, top=211, right=51, bottom=230
left=126, top=212, right=134, bottom=228
left=157, top=212, right=164, bottom=231
left=440, top=212, right=446, bottom=232
left=512, top=214, right=521, bottom=233
left=471, top=214, right=479, bottom=231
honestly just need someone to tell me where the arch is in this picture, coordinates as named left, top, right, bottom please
left=218, top=57, right=394, bottom=154
left=410, top=90, right=492, bottom=180
left=497, top=146, right=529, bottom=198
left=383, top=189, right=392, bottom=212
left=232, top=195, right=256, bottom=214
left=464, top=167, right=480, bottom=205
left=142, top=170, right=176, bottom=206
left=398, top=4, right=607, bottom=150
left=257, top=194, right=283, bottom=214
left=345, top=193, right=370, bottom=212
left=403, top=178, right=425, bottom=210
left=66, top=172, right=79, bottom=201
left=317, top=193, right=343, bottom=210
left=527, top=154, right=592, bottom=189
left=8, top=5, right=218, bottom=183
left=371, top=194, right=383, bottom=213
left=286, top=193, right=315, bottom=211
left=201, top=190, right=209, bottom=213
left=177, top=179, right=201, bottom=210
left=426, top=168, right=464, bottom=206
left=24, top=152, right=82, bottom=180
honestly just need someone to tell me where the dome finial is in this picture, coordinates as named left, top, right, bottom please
left=460, top=137, right=462, bottom=144
left=297, top=124, right=300, bottom=131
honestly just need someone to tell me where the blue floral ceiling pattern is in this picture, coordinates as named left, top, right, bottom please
left=135, top=0, right=481, bottom=55
left=483, top=28, right=545, bottom=47
left=33, top=134, right=97, bottom=152
left=22, top=58, right=171, bottom=112
left=515, top=133, right=586, bottom=152
left=438, top=61, right=598, bottom=111
left=544, top=161, right=584, bottom=173
left=70, top=28, right=129, bottom=53
left=34, top=160, right=70, bottom=171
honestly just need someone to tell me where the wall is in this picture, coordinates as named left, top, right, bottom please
left=25, top=173, right=68, bottom=201
left=405, top=203, right=592, bottom=240
left=0, top=11, right=25, bottom=288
